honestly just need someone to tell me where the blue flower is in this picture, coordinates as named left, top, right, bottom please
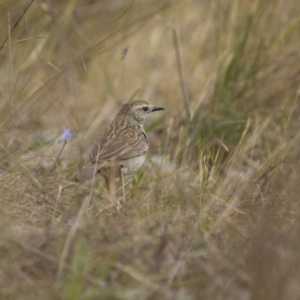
left=122, top=44, right=130, bottom=57
left=60, top=128, right=73, bottom=141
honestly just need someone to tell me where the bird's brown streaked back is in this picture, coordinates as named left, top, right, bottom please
left=89, top=123, right=149, bottom=164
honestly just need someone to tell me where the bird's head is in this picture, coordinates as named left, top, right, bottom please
left=115, top=100, right=164, bottom=124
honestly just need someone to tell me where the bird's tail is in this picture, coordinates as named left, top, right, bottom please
left=69, top=164, right=97, bottom=181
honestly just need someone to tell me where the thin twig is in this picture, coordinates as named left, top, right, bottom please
left=55, top=194, right=92, bottom=285
left=7, top=13, right=13, bottom=130
left=48, top=140, right=67, bottom=175
left=172, top=25, right=191, bottom=122
left=0, top=0, right=34, bottom=52
left=56, top=161, right=99, bottom=285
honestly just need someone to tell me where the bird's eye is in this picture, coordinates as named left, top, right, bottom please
left=142, top=106, right=149, bottom=112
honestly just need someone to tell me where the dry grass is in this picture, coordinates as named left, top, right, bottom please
left=0, top=0, right=300, bottom=299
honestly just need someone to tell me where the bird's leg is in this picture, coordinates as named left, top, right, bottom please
left=120, top=167, right=128, bottom=203
left=104, top=174, right=118, bottom=208
left=120, top=166, right=128, bottom=206
left=104, top=166, right=127, bottom=210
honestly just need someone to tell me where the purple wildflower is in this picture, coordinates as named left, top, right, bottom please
left=60, top=128, right=73, bottom=141
left=122, top=44, right=130, bottom=58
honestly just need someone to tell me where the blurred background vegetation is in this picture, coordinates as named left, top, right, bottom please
left=1, top=0, right=300, bottom=299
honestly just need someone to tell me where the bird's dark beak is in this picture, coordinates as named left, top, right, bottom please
left=151, top=106, right=165, bottom=112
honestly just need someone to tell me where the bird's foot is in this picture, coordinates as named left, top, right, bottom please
left=103, top=189, right=123, bottom=211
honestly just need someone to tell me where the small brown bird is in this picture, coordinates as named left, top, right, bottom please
left=71, top=100, right=164, bottom=198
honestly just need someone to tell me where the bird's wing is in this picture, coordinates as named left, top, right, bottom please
left=89, top=125, right=149, bottom=164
